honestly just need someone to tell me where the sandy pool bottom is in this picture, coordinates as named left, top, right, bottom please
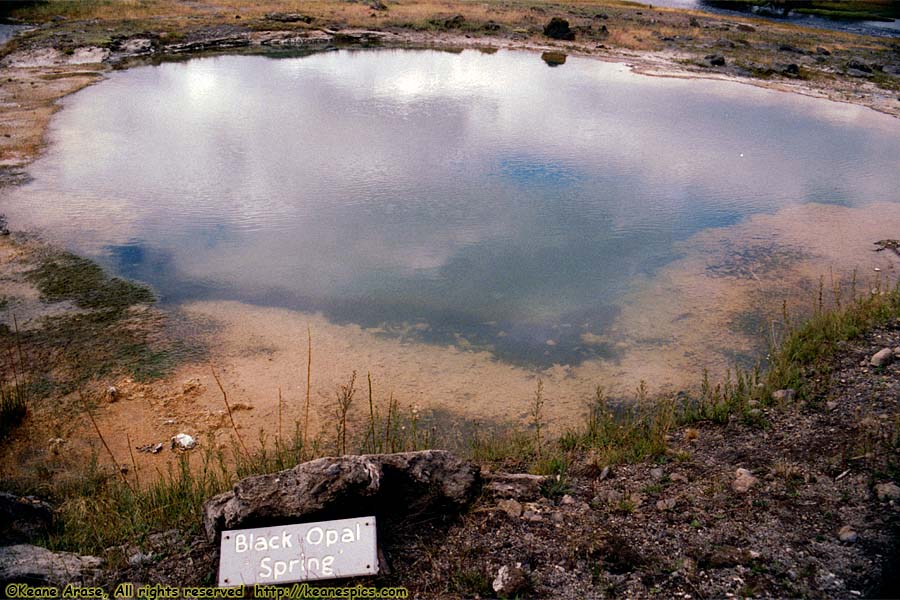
left=13, top=201, right=900, bottom=481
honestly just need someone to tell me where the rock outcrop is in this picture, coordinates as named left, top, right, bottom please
left=0, top=492, right=53, bottom=545
left=483, top=472, right=547, bottom=501
left=0, top=545, right=103, bottom=586
left=203, top=450, right=480, bottom=542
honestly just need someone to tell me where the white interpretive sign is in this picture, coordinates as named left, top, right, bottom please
left=217, top=516, right=378, bottom=587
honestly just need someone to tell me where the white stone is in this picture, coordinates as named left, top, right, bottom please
left=171, top=433, right=196, bottom=450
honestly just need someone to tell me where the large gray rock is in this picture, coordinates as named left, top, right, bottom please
left=0, top=544, right=103, bottom=586
left=203, top=450, right=480, bottom=542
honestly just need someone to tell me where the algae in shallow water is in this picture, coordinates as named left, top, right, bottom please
left=3, top=248, right=194, bottom=397
left=26, top=252, right=154, bottom=311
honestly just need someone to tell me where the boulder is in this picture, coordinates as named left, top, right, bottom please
left=0, top=493, right=53, bottom=545
left=0, top=544, right=103, bottom=586
left=203, top=450, right=480, bottom=542
left=544, top=17, right=575, bottom=41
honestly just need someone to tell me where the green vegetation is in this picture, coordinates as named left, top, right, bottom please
left=450, top=568, right=494, bottom=597
left=26, top=251, right=154, bottom=313
left=0, top=326, right=29, bottom=441
left=0, top=373, right=30, bottom=442
left=0, top=383, right=27, bottom=440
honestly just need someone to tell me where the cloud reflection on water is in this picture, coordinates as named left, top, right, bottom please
left=3, top=49, right=899, bottom=366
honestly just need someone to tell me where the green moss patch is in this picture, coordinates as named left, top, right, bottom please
left=26, top=252, right=154, bottom=312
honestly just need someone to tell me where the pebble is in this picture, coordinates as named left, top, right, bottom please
left=656, top=498, right=677, bottom=511
left=601, top=489, right=624, bottom=504
left=875, top=482, right=900, bottom=501
left=650, top=467, right=665, bottom=481
left=838, top=525, right=858, bottom=543
left=871, top=348, right=894, bottom=368
left=732, top=468, right=758, bottom=493
left=560, top=494, right=576, bottom=506
left=771, top=389, right=796, bottom=403
left=498, top=498, right=523, bottom=518
left=128, top=551, right=153, bottom=566
left=492, top=564, right=529, bottom=596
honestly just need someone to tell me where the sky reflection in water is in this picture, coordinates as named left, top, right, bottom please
left=3, top=49, right=900, bottom=365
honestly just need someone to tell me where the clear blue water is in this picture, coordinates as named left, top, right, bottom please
left=3, top=49, right=900, bottom=365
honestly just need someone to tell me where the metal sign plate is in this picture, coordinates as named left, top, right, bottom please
left=217, top=516, right=378, bottom=587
